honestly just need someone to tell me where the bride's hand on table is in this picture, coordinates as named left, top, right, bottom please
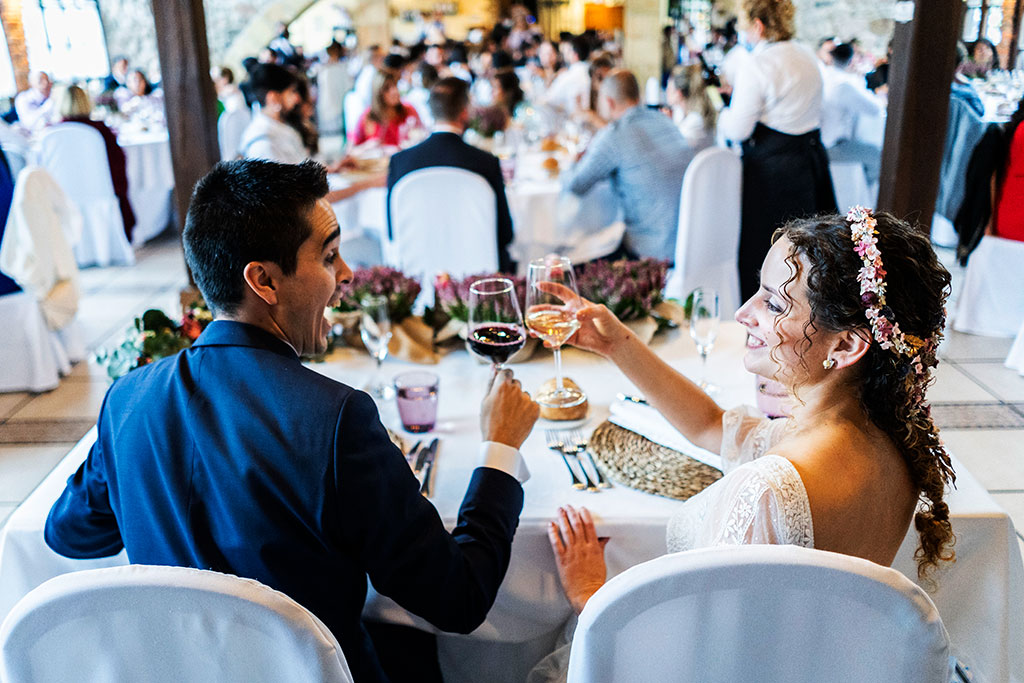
left=548, top=505, right=609, bottom=614
left=532, top=282, right=633, bottom=358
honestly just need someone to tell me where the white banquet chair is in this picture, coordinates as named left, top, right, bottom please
left=665, top=147, right=742, bottom=318
left=0, top=565, right=354, bottom=683
left=389, top=167, right=498, bottom=303
left=953, top=235, right=1024, bottom=337
left=0, top=292, right=69, bottom=393
left=37, top=122, right=134, bottom=268
left=567, top=545, right=951, bottom=683
left=219, top=106, right=252, bottom=161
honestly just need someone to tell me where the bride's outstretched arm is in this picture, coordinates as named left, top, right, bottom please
left=537, top=283, right=725, bottom=453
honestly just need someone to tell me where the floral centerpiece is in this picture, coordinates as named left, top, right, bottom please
left=96, top=308, right=212, bottom=381
left=577, top=258, right=680, bottom=343
left=329, top=266, right=437, bottom=363
left=467, top=106, right=509, bottom=139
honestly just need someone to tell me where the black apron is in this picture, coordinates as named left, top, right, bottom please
left=738, top=123, right=837, bottom=300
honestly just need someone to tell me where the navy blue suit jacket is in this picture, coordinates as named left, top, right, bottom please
left=387, top=131, right=515, bottom=273
left=45, top=321, right=524, bottom=682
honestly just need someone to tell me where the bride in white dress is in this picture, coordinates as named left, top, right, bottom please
left=530, top=209, right=955, bottom=680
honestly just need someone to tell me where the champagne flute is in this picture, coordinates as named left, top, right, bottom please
left=526, top=256, right=586, bottom=408
left=360, top=294, right=394, bottom=399
left=689, top=287, right=720, bottom=393
left=468, top=278, right=526, bottom=380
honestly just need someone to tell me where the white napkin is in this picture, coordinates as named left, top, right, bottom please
left=608, top=400, right=723, bottom=471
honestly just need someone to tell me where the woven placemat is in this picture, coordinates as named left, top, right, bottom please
left=589, top=421, right=722, bottom=501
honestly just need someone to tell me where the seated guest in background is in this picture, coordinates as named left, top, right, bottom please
left=566, top=69, right=693, bottom=261
left=387, top=77, right=515, bottom=272
left=865, top=40, right=893, bottom=95
left=958, top=38, right=999, bottom=79
left=990, top=100, right=1024, bottom=242
left=103, top=56, right=130, bottom=93
left=57, top=85, right=136, bottom=243
left=212, top=66, right=246, bottom=115
left=666, top=63, right=717, bottom=151
left=14, top=71, right=54, bottom=131
left=572, top=51, right=616, bottom=130
left=820, top=42, right=885, bottom=184
left=45, top=158, right=540, bottom=683
left=951, top=42, right=986, bottom=118
left=240, top=64, right=384, bottom=200
left=118, top=70, right=164, bottom=118
left=530, top=210, right=954, bottom=680
left=543, top=35, right=591, bottom=114
left=492, top=68, right=525, bottom=121
left=238, top=63, right=306, bottom=163
left=815, top=36, right=837, bottom=67
left=351, top=70, right=422, bottom=146
left=314, top=41, right=352, bottom=137
left=405, top=62, right=438, bottom=126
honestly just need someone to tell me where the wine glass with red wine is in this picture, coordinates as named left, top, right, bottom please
left=468, top=278, right=526, bottom=377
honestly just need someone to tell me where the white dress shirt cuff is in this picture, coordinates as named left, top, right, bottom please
left=478, top=442, right=531, bottom=483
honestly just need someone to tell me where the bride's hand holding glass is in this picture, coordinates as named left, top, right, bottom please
left=532, top=282, right=633, bottom=358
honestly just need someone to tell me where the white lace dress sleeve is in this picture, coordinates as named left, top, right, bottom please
left=666, top=407, right=813, bottom=553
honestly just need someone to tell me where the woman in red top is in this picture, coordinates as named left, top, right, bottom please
left=351, top=71, right=421, bottom=147
left=993, top=101, right=1024, bottom=242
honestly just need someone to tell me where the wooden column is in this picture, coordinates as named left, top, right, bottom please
left=150, top=0, right=220, bottom=235
left=876, top=0, right=963, bottom=231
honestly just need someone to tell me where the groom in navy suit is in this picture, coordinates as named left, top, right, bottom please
left=387, top=77, right=515, bottom=273
left=45, top=159, right=540, bottom=682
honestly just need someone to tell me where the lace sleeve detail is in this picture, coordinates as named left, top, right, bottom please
left=720, top=406, right=792, bottom=474
left=666, top=454, right=814, bottom=552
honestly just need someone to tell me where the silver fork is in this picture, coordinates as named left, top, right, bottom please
left=545, top=430, right=584, bottom=489
left=560, top=430, right=599, bottom=492
left=571, top=429, right=610, bottom=488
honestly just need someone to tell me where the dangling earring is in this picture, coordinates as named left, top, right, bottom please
left=822, top=358, right=837, bottom=370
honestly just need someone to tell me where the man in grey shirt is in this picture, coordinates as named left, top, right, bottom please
left=566, top=69, right=695, bottom=260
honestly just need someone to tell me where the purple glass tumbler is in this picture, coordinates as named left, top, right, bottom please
left=394, top=371, right=440, bottom=433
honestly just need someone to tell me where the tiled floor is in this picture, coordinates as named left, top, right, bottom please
left=0, top=237, right=1023, bottom=555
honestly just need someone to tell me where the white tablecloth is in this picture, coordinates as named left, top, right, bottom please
left=119, top=131, right=174, bottom=245
left=1, top=324, right=1021, bottom=682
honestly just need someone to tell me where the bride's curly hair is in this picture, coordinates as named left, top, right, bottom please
left=774, top=212, right=955, bottom=581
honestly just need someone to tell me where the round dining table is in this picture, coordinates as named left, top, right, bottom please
left=1, top=322, right=1020, bottom=682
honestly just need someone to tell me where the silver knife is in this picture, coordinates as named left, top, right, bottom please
left=419, top=438, right=440, bottom=496
left=411, top=441, right=428, bottom=475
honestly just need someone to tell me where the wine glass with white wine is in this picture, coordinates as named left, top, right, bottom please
left=525, top=255, right=586, bottom=408
left=360, top=294, right=394, bottom=400
left=689, top=287, right=720, bottom=393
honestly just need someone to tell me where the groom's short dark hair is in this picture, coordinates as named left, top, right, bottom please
left=183, top=159, right=328, bottom=314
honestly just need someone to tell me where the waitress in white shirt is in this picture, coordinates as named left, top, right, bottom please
left=718, top=0, right=836, bottom=300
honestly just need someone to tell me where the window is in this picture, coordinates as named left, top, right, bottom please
left=22, top=0, right=109, bottom=81
left=963, top=0, right=1004, bottom=47
left=0, top=26, right=17, bottom=98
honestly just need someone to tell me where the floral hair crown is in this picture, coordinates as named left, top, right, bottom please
left=847, top=206, right=943, bottom=416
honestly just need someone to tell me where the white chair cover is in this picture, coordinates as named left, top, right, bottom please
left=953, top=235, right=1024, bottom=337
left=829, top=160, right=872, bottom=214
left=665, top=147, right=742, bottom=318
left=389, top=167, right=498, bottom=304
left=0, top=292, right=69, bottom=393
left=218, top=107, right=252, bottom=161
left=0, top=166, right=82, bottom=331
left=0, top=565, right=354, bottom=683
left=37, top=123, right=134, bottom=267
left=1006, top=320, right=1024, bottom=376
left=567, top=545, right=951, bottom=683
